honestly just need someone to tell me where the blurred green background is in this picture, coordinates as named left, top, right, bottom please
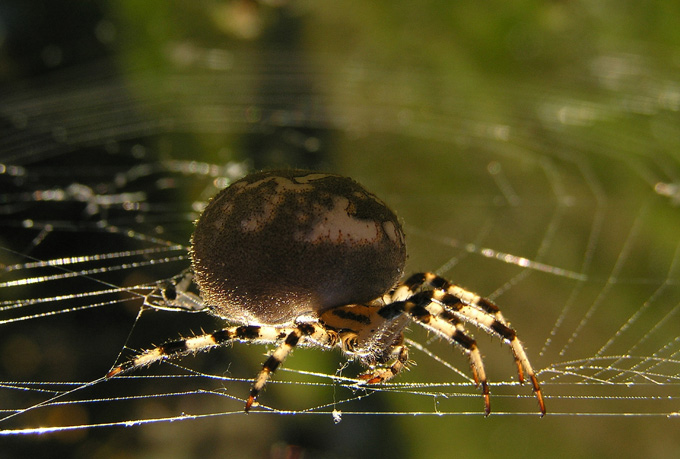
left=1, top=1, right=680, bottom=458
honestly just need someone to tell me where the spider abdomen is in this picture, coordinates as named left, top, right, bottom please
left=191, top=170, right=406, bottom=325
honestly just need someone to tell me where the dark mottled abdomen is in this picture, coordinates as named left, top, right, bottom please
left=191, top=170, right=406, bottom=325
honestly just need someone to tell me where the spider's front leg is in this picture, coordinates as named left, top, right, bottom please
left=393, top=272, right=546, bottom=416
left=378, top=295, right=492, bottom=415
left=400, top=273, right=534, bottom=383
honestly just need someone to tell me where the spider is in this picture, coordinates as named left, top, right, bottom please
left=107, top=169, right=546, bottom=416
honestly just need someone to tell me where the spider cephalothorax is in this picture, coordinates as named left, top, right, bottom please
left=107, top=169, right=545, bottom=416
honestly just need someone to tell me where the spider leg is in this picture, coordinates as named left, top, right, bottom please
left=399, top=272, right=509, bottom=327
left=378, top=298, right=491, bottom=415
left=107, top=321, right=338, bottom=412
left=106, top=325, right=276, bottom=378
left=426, top=290, right=545, bottom=415
left=395, top=275, right=545, bottom=415
left=357, top=343, right=410, bottom=384
left=245, top=322, right=336, bottom=412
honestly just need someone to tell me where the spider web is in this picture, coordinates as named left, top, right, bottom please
left=1, top=3, right=680, bottom=457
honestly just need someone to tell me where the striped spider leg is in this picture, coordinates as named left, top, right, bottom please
left=106, top=321, right=339, bottom=412
left=106, top=271, right=545, bottom=416
left=107, top=171, right=545, bottom=416
left=385, top=272, right=546, bottom=416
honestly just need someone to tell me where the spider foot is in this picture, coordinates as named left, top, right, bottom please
left=481, top=380, right=491, bottom=416
left=515, top=360, right=526, bottom=384
left=530, top=374, right=546, bottom=416
left=245, top=391, right=258, bottom=413
left=357, top=345, right=409, bottom=385
left=106, top=366, right=124, bottom=378
left=357, top=369, right=394, bottom=385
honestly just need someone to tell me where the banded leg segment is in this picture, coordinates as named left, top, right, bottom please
left=106, top=325, right=277, bottom=378
left=107, top=321, right=339, bottom=413
left=378, top=298, right=491, bottom=415
left=423, top=289, right=545, bottom=415
left=393, top=276, right=546, bottom=415
left=245, top=322, right=336, bottom=412
left=398, top=272, right=507, bottom=323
